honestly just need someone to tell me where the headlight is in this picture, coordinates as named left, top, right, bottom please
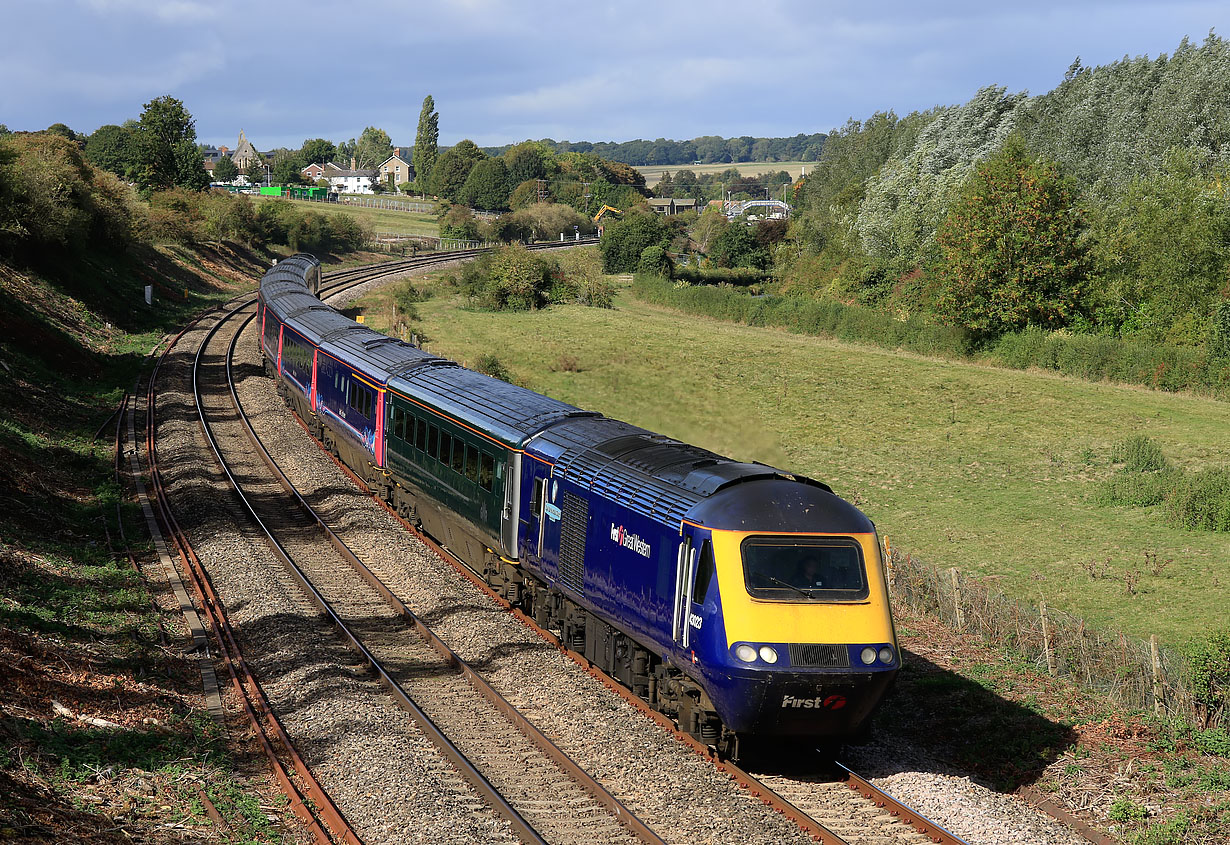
left=758, top=645, right=778, bottom=664
left=860, top=646, right=877, bottom=665
left=735, top=644, right=758, bottom=663
left=878, top=646, right=895, bottom=664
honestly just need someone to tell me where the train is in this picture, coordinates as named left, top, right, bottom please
left=257, top=253, right=899, bottom=758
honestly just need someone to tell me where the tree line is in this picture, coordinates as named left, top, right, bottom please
left=773, top=32, right=1230, bottom=356
left=480, top=133, right=827, bottom=165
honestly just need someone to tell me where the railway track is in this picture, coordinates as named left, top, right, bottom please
left=192, top=294, right=657, bottom=845
left=249, top=260, right=964, bottom=844
left=136, top=250, right=1085, bottom=844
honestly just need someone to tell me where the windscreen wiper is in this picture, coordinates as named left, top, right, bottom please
left=761, top=574, right=814, bottom=598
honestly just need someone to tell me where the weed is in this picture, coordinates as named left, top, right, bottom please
left=1080, top=557, right=1111, bottom=580
left=549, top=354, right=582, bottom=373
left=1127, top=811, right=1191, bottom=845
left=1124, top=569, right=1141, bottom=597
left=1109, top=797, right=1148, bottom=823
left=1111, top=437, right=1170, bottom=473
left=1193, top=728, right=1230, bottom=757
left=1144, top=550, right=1171, bottom=577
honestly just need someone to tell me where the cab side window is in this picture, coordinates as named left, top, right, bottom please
left=692, top=540, right=715, bottom=604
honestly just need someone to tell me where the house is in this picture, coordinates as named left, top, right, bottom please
left=378, top=148, right=415, bottom=190
left=319, top=158, right=377, bottom=194
left=301, top=162, right=338, bottom=183
left=648, top=197, right=697, bottom=215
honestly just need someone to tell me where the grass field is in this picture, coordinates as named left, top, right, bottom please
left=254, top=196, right=439, bottom=238
left=352, top=270, right=1230, bottom=646
left=635, top=160, right=812, bottom=187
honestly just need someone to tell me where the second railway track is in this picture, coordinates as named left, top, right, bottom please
left=145, top=252, right=1090, bottom=845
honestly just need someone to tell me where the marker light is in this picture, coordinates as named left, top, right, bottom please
left=878, top=646, right=895, bottom=664
left=758, top=646, right=779, bottom=664
left=735, top=644, right=758, bottom=663
left=860, top=646, right=877, bottom=665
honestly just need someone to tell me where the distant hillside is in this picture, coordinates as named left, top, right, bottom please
left=481, top=132, right=825, bottom=166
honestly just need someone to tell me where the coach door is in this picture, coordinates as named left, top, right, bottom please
left=671, top=533, right=697, bottom=649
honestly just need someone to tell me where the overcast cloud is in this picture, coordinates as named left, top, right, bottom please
left=1, top=1, right=1225, bottom=150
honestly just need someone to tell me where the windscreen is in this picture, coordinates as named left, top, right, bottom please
left=741, top=536, right=868, bottom=601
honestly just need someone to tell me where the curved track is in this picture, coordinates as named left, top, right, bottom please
left=134, top=249, right=1087, bottom=845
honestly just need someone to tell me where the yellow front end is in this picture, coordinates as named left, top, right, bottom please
left=712, top=530, right=896, bottom=649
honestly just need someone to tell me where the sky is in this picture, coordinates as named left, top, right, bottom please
left=2, top=1, right=1226, bottom=151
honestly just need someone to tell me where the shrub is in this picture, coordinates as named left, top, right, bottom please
left=1185, top=630, right=1230, bottom=726
left=637, top=245, right=672, bottom=278
left=1111, top=436, right=1170, bottom=473
left=474, top=352, right=512, bottom=382
left=1165, top=468, right=1230, bottom=531
left=1097, top=469, right=1180, bottom=507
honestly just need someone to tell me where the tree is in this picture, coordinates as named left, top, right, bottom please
left=133, top=96, right=209, bottom=192
left=300, top=138, right=337, bottom=165
left=271, top=152, right=305, bottom=186
left=431, top=139, right=485, bottom=202
left=504, top=141, right=555, bottom=185
left=84, top=124, right=136, bottom=178
left=598, top=211, right=669, bottom=272
left=412, top=95, right=438, bottom=193
left=45, top=123, right=79, bottom=141
left=459, top=158, right=510, bottom=211
left=245, top=158, right=266, bottom=186
left=353, top=126, right=392, bottom=170
left=934, top=136, right=1088, bottom=336
left=213, top=155, right=239, bottom=183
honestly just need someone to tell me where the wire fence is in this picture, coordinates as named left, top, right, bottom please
left=337, top=196, right=435, bottom=213
left=886, top=545, right=1222, bottom=730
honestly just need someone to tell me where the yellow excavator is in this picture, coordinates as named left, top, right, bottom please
left=592, top=204, right=622, bottom=223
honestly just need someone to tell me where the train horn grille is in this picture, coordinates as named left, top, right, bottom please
left=788, top=643, right=850, bottom=668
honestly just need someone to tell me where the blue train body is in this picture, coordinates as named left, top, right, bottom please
left=257, top=254, right=900, bottom=754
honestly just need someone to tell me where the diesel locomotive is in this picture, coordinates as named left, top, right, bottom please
left=257, top=253, right=899, bottom=757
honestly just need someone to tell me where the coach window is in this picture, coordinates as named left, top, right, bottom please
left=414, top=418, right=427, bottom=452
left=439, top=432, right=453, bottom=470
left=427, top=424, right=438, bottom=459
left=451, top=437, right=465, bottom=474
left=464, top=444, right=478, bottom=482
left=479, top=452, right=494, bottom=491
left=391, top=407, right=404, bottom=440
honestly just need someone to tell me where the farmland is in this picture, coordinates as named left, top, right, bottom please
left=353, top=270, right=1230, bottom=647
left=634, top=160, right=811, bottom=187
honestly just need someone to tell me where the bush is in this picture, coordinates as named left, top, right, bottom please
left=1097, top=469, right=1180, bottom=507
left=631, top=274, right=972, bottom=358
left=989, top=327, right=1227, bottom=395
left=637, top=245, right=672, bottom=278
left=461, top=244, right=552, bottom=311
left=1185, top=630, right=1230, bottom=725
left=1111, top=436, right=1170, bottom=473
left=474, top=352, right=512, bottom=382
left=1165, top=468, right=1230, bottom=531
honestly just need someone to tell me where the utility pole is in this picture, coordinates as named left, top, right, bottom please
left=536, top=179, right=549, bottom=203
left=582, top=181, right=591, bottom=214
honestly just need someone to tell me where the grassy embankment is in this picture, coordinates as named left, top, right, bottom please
left=634, top=160, right=811, bottom=187
left=352, top=270, right=1230, bottom=647
left=0, top=243, right=394, bottom=841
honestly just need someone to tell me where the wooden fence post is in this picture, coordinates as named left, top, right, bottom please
left=950, top=568, right=964, bottom=631
left=1041, top=601, right=1057, bottom=677
left=1151, top=634, right=1163, bottom=716
left=883, top=536, right=895, bottom=596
